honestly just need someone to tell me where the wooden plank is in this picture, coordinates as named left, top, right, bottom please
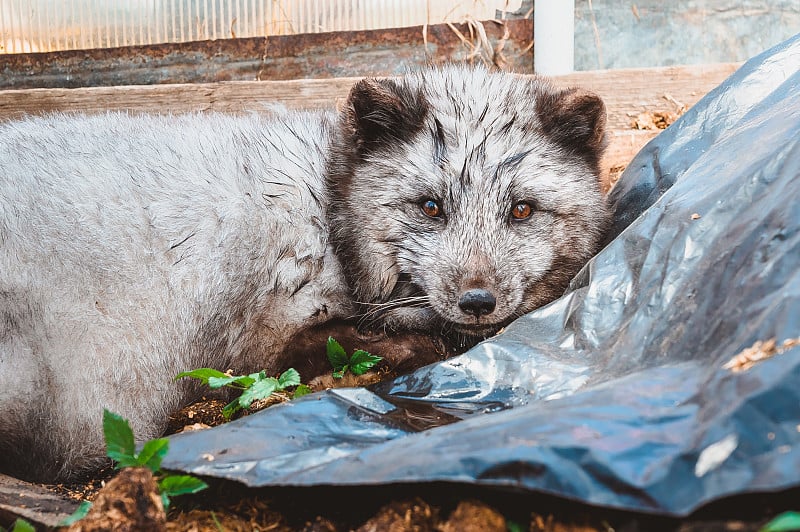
left=550, top=63, right=741, bottom=130
left=0, top=473, right=79, bottom=529
left=604, top=129, right=660, bottom=168
left=0, top=77, right=359, bottom=119
left=0, top=63, right=740, bottom=129
left=0, top=62, right=738, bottom=183
left=601, top=129, right=661, bottom=191
left=0, top=19, right=533, bottom=90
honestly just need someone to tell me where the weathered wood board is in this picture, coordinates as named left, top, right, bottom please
left=0, top=19, right=533, bottom=90
left=0, top=62, right=740, bottom=183
left=0, top=473, right=78, bottom=529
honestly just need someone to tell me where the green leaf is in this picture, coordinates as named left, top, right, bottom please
left=221, top=398, right=241, bottom=420
left=57, top=500, right=92, bottom=527
left=136, top=437, right=169, bottom=472
left=158, top=474, right=209, bottom=498
left=238, top=378, right=278, bottom=409
left=506, top=521, right=525, bottom=532
left=174, top=368, right=229, bottom=385
left=112, top=454, right=143, bottom=469
left=8, top=518, right=36, bottom=532
left=207, top=374, right=256, bottom=389
left=761, top=512, right=800, bottom=532
left=211, top=511, right=224, bottom=532
left=157, top=474, right=209, bottom=511
left=103, top=409, right=136, bottom=466
left=326, top=337, right=349, bottom=370
left=277, top=368, right=301, bottom=389
left=292, top=384, right=312, bottom=399
left=332, top=367, right=346, bottom=379
left=348, top=349, right=382, bottom=376
left=161, top=491, right=171, bottom=512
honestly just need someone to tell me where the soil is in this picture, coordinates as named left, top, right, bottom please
left=723, top=337, right=800, bottom=373
left=32, top=471, right=799, bottom=531
left=64, top=468, right=165, bottom=532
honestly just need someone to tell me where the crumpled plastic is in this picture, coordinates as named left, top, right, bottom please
left=163, top=32, right=800, bottom=516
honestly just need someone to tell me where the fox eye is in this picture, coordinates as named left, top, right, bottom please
left=511, top=201, right=533, bottom=220
left=420, top=199, right=443, bottom=218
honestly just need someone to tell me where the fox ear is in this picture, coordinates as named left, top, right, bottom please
left=345, top=78, right=429, bottom=153
left=536, top=87, right=607, bottom=174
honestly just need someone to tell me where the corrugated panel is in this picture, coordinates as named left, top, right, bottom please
left=0, top=0, right=522, bottom=54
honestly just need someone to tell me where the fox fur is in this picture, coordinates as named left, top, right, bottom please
left=0, top=64, right=609, bottom=481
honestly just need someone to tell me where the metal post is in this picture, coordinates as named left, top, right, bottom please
left=533, top=0, right=575, bottom=75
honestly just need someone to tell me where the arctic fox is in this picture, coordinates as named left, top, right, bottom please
left=0, top=64, right=609, bottom=481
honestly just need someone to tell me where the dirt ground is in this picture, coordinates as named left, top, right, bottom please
left=44, top=464, right=799, bottom=531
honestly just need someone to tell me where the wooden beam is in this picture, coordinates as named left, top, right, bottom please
left=0, top=62, right=740, bottom=184
left=549, top=63, right=740, bottom=130
left=0, top=473, right=78, bottom=529
left=0, top=77, right=359, bottom=119
left=0, top=19, right=534, bottom=90
left=0, top=63, right=740, bottom=128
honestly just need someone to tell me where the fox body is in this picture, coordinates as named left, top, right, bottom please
left=0, top=64, right=609, bottom=481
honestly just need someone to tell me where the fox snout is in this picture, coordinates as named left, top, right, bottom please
left=457, top=288, right=497, bottom=317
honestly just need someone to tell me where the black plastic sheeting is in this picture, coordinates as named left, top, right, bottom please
left=163, top=34, right=800, bottom=516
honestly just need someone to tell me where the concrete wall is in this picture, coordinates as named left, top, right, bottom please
left=572, top=0, right=800, bottom=70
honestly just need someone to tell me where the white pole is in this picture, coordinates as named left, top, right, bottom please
left=534, top=0, right=575, bottom=75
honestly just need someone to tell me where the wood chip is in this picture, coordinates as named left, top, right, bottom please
left=723, top=337, right=800, bottom=373
left=631, top=110, right=681, bottom=130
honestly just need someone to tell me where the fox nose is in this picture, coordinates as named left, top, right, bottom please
left=458, top=288, right=497, bottom=317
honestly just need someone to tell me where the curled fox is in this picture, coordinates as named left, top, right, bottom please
left=0, top=64, right=610, bottom=481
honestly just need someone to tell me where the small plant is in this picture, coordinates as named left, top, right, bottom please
left=103, top=410, right=208, bottom=509
left=761, top=511, right=800, bottom=532
left=326, top=336, right=382, bottom=379
left=57, top=501, right=92, bottom=527
left=58, top=410, right=208, bottom=527
left=176, top=367, right=310, bottom=419
left=0, top=518, right=36, bottom=532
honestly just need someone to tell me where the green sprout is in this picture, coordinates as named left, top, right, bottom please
left=175, top=367, right=309, bottom=419
left=326, top=336, right=382, bottom=379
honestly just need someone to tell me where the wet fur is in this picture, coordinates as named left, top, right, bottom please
left=0, top=64, right=608, bottom=482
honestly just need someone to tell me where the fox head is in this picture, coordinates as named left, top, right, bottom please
left=327, top=64, right=610, bottom=339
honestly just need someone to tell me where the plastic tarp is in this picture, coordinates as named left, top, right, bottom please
left=162, top=33, right=800, bottom=516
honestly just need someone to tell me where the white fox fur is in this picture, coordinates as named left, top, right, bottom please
left=0, top=111, right=352, bottom=480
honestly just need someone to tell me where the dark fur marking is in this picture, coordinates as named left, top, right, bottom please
left=493, top=150, right=533, bottom=184
left=499, top=116, right=516, bottom=135
left=433, top=118, right=448, bottom=167
left=347, top=78, right=429, bottom=155
left=168, top=232, right=195, bottom=251
left=498, top=150, right=532, bottom=173
left=290, top=277, right=311, bottom=297
left=478, top=102, right=490, bottom=123
left=535, top=88, right=607, bottom=175
left=459, top=157, right=469, bottom=186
